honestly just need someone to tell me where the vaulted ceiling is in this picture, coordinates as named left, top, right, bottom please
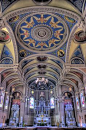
left=0, top=0, right=86, bottom=91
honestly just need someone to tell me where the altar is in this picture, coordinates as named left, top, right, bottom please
left=34, top=97, right=51, bottom=126
left=34, top=115, right=51, bottom=126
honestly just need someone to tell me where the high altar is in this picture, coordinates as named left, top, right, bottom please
left=34, top=97, right=51, bottom=126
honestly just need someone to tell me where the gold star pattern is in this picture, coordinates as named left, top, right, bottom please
left=36, top=42, right=48, bottom=49
left=48, top=39, right=60, bottom=47
left=50, top=17, right=63, bottom=29
left=20, top=30, right=30, bottom=40
left=33, top=14, right=51, bottom=23
left=21, top=17, right=34, bottom=29
left=54, top=30, right=63, bottom=40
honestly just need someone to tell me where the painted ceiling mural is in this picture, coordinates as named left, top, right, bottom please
left=7, top=11, right=77, bottom=62
left=17, top=13, right=67, bottom=51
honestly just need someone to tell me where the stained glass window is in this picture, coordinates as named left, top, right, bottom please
left=76, top=96, right=80, bottom=109
left=50, top=97, right=54, bottom=109
left=80, top=92, right=85, bottom=107
left=85, top=84, right=86, bottom=94
left=0, top=89, right=4, bottom=108
left=25, top=98, right=27, bottom=107
left=5, top=95, right=9, bottom=109
left=29, top=97, right=34, bottom=109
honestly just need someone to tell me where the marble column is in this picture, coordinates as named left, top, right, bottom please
left=75, top=93, right=80, bottom=126
left=20, top=97, right=25, bottom=124
left=80, top=89, right=85, bottom=126
left=59, top=98, right=65, bottom=127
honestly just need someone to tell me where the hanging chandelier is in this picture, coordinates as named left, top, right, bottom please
left=35, top=77, right=48, bottom=85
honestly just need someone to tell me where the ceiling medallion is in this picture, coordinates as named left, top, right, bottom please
left=57, top=50, right=65, bottom=57
left=31, top=25, right=52, bottom=41
left=19, top=50, right=26, bottom=57
left=0, top=30, right=10, bottom=43
left=17, top=13, right=68, bottom=52
left=74, top=30, right=86, bottom=43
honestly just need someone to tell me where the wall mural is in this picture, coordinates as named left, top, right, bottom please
left=17, top=13, right=68, bottom=51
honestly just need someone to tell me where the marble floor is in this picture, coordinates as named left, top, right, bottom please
left=0, top=127, right=86, bottom=130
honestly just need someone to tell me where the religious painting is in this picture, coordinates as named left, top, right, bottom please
left=76, top=96, right=80, bottom=109
left=50, top=97, right=54, bottom=109
left=30, top=97, right=34, bottom=109
left=80, top=92, right=85, bottom=107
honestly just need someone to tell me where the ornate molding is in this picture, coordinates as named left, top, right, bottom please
left=4, top=6, right=80, bottom=21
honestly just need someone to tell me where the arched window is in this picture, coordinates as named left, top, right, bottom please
left=50, top=97, right=54, bottom=109
left=29, top=97, right=34, bottom=109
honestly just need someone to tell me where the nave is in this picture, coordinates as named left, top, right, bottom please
left=0, top=0, right=86, bottom=129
